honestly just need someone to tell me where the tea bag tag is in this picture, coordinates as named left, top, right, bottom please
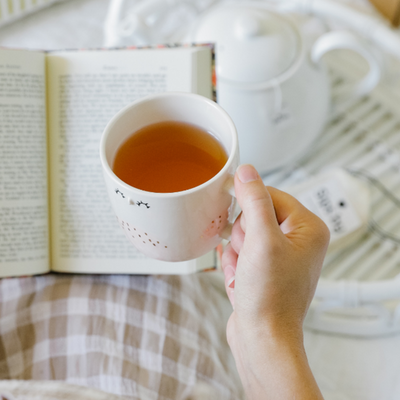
left=284, top=168, right=370, bottom=254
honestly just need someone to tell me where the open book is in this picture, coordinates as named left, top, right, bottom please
left=0, top=44, right=217, bottom=278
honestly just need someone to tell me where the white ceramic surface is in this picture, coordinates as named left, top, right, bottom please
left=100, top=92, right=239, bottom=262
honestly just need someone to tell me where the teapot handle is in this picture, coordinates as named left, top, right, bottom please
left=310, top=30, right=381, bottom=101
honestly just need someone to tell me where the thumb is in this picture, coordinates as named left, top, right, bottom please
left=235, top=164, right=282, bottom=241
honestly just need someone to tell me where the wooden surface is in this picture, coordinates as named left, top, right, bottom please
left=369, top=0, right=400, bottom=25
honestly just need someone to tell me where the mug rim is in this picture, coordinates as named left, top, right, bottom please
left=99, top=91, right=239, bottom=198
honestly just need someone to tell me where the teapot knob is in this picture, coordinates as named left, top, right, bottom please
left=235, top=15, right=260, bottom=39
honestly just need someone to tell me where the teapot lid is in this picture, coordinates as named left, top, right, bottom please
left=190, top=4, right=301, bottom=84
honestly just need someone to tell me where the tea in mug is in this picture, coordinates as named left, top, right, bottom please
left=112, top=121, right=228, bottom=193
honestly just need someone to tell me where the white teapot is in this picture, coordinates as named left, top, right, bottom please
left=189, top=2, right=381, bottom=174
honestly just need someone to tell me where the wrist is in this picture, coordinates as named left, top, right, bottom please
left=231, top=316, right=306, bottom=369
left=233, top=310, right=305, bottom=348
left=228, top=316, right=322, bottom=399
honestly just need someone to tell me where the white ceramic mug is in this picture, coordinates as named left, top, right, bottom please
left=100, top=92, right=239, bottom=262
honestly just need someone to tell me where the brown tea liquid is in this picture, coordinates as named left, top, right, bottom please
left=112, top=121, right=228, bottom=193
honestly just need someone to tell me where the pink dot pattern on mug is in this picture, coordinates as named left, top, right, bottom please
left=201, top=211, right=229, bottom=239
left=118, top=218, right=168, bottom=249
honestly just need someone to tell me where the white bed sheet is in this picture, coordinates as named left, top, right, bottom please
left=1, top=1, right=400, bottom=399
left=0, top=0, right=108, bottom=50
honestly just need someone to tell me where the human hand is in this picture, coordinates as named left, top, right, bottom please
left=222, top=164, right=329, bottom=399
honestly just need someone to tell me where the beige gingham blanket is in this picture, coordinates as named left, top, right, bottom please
left=0, top=380, right=124, bottom=399
left=0, top=273, right=243, bottom=399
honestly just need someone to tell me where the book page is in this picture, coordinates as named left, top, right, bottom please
left=47, top=46, right=214, bottom=274
left=0, top=49, right=49, bottom=277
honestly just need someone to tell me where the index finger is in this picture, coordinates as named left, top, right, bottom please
left=267, top=186, right=330, bottom=240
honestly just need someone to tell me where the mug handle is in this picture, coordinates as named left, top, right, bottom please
left=220, top=176, right=236, bottom=241
left=310, top=30, right=381, bottom=101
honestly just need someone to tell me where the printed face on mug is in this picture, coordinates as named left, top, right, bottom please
left=100, top=92, right=239, bottom=262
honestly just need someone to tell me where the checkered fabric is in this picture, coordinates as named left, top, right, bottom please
left=0, top=273, right=243, bottom=399
left=0, top=379, right=123, bottom=399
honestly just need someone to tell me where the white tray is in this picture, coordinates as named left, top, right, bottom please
left=264, top=50, right=400, bottom=336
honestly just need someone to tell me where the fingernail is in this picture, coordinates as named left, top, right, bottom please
left=224, top=265, right=236, bottom=289
left=237, top=164, right=259, bottom=183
